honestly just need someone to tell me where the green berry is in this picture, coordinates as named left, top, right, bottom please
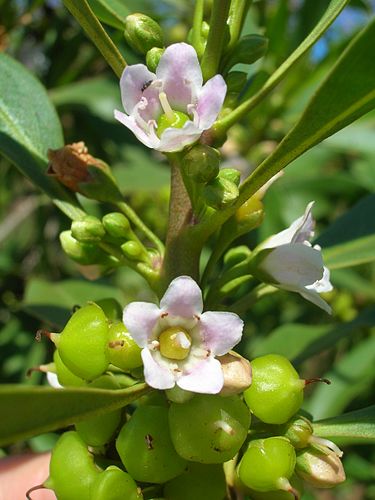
left=164, top=462, right=226, bottom=500
left=53, top=350, right=85, bottom=387
left=168, top=394, right=250, bottom=464
left=243, top=354, right=304, bottom=424
left=108, top=321, right=142, bottom=371
left=75, top=375, right=122, bottom=447
left=52, top=303, right=109, bottom=381
left=116, top=406, right=187, bottom=483
left=44, top=431, right=100, bottom=500
left=238, top=437, right=296, bottom=493
left=91, top=466, right=143, bottom=500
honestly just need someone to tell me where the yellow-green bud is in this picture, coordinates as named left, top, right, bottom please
left=102, top=213, right=131, bottom=239
left=204, top=177, right=239, bottom=209
left=124, top=13, right=164, bottom=55
left=71, top=216, right=105, bottom=243
left=59, top=230, right=106, bottom=265
left=224, top=34, right=268, bottom=72
left=234, top=197, right=265, bottom=234
left=226, top=71, right=248, bottom=93
left=278, top=416, right=313, bottom=449
left=296, top=447, right=346, bottom=488
left=159, top=327, right=192, bottom=360
left=187, top=21, right=210, bottom=58
left=219, top=168, right=241, bottom=186
left=146, top=47, right=164, bottom=72
left=182, top=144, right=221, bottom=183
left=121, top=241, right=144, bottom=261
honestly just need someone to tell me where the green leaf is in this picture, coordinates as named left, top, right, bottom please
left=0, top=53, right=84, bottom=220
left=88, top=0, right=129, bottom=30
left=237, top=18, right=375, bottom=209
left=317, top=195, right=375, bottom=269
left=0, top=384, right=150, bottom=447
left=252, top=307, right=375, bottom=366
left=22, top=278, right=126, bottom=328
left=313, top=405, right=375, bottom=445
left=304, top=335, right=375, bottom=419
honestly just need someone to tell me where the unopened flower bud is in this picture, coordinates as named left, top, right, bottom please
left=219, top=168, right=241, bottom=186
left=296, top=446, right=346, bottom=488
left=224, top=35, right=268, bottom=72
left=235, top=197, right=265, bottom=232
left=60, top=230, right=107, bottom=265
left=124, top=13, right=164, bottom=54
left=146, top=47, right=165, bottom=72
left=226, top=71, right=248, bottom=93
left=121, top=240, right=145, bottom=261
left=218, top=352, right=252, bottom=396
left=102, top=213, right=131, bottom=239
left=187, top=21, right=210, bottom=58
left=278, top=416, right=313, bottom=449
left=182, top=144, right=220, bottom=183
left=71, top=215, right=105, bottom=243
left=204, top=177, right=239, bottom=209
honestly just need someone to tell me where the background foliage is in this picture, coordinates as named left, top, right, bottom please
left=0, top=0, right=375, bottom=498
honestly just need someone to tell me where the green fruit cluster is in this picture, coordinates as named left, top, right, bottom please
left=38, top=306, right=344, bottom=499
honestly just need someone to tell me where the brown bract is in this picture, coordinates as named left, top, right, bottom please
left=47, top=141, right=98, bottom=192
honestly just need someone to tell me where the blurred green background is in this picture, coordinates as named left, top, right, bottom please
left=0, top=0, right=374, bottom=498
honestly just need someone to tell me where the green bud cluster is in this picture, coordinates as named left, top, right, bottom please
left=124, top=13, right=164, bottom=55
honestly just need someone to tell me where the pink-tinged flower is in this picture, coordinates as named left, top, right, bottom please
left=114, top=43, right=227, bottom=152
left=253, top=202, right=333, bottom=313
left=123, top=276, right=243, bottom=393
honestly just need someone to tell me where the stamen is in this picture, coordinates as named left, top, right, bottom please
left=175, top=332, right=191, bottom=350
left=159, top=92, right=175, bottom=121
left=187, top=104, right=199, bottom=127
left=150, top=340, right=160, bottom=350
left=309, top=436, right=344, bottom=457
left=213, top=420, right=235, bottom=435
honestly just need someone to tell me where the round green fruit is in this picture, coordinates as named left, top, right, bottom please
left=238, top=437, right=296, bottom=493
left=168, top=394, right=250, bottom=464
left=91, top=466, right=143, bottom=500
left=108, top=321, right=142, bottom=371
left=164, top=462, right=226, bottom=500
left=116, top=405, right=187, bottom=483
left=243, top=354, right=304, bottom=424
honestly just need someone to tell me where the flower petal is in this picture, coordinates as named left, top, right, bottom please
left=123, top=302, right=161, bottom=347
left=114, top=110, right=159, bottom=149
left=157, top=120, right=202, bottom=152
left=119, top=64, right=156, bottom=115
left=260, top=243, right=324, bottom=288
left=261, top=202, right=315, bottom=249
left=156, top=43, right=203, bottom=111
left=177, top=356, right=224, bottom=394
left=200, top=311, right=243, bottom=356
left=298, top=289, right=332, bottom=314
left=306, top=266, right=333, bottom=293
left=196, top=75, right=227, bottom=129
left=160, top=276, right=203, bottom=316
left=47, top=372, right=63, bottom=389
left=142, top=348, right=176, bottom=389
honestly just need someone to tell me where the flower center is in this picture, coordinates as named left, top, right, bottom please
left=156, top=92, right=189, bottom=137
left=159, top=326, right=192, bottom=360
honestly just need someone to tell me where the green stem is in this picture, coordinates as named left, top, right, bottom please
left=115, top=201, right=164, bottom=255
left=201, top=0, right=231, bottom=81
left=63, top=0, right=126, bottom=78
left=226, top=0, right=252, bottom=52
left=191, top=0, right=205, bottom=57
left=205, top=275, right=253, bottom=310
left=230, top=284, right=277, bottom=314
left=160, top=157, right=201, bottom=292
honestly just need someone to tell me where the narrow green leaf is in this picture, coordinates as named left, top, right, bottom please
left=238, top=18, right=375, bottom=207
left=88, top=0, right=129, bottom=29
left=317, top=195, right=375, bottom=269
left=216, top=0, right=349, bottom=132
left=304, top=335, right=375, bottom=420
left=0, top=383, right=150, bottom=447
left=0, top=53, right=84, bottom=220
left=313, top=406, right=375, bottom=445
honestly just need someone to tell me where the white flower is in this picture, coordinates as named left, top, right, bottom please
left=254, top=202, right=333, bottom=313
left=123, top=276, right=244, bottom=394
left=114, top=43, right=227, bottom=152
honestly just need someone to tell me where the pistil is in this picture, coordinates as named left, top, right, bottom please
left=158, top=92, right=175, bottom=121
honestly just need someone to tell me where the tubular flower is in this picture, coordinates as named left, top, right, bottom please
left=253, top=202, right=333, bottom=313
left=114, top=43, right=227, bottom=152
left=123, top=276, right=243, bottom=393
